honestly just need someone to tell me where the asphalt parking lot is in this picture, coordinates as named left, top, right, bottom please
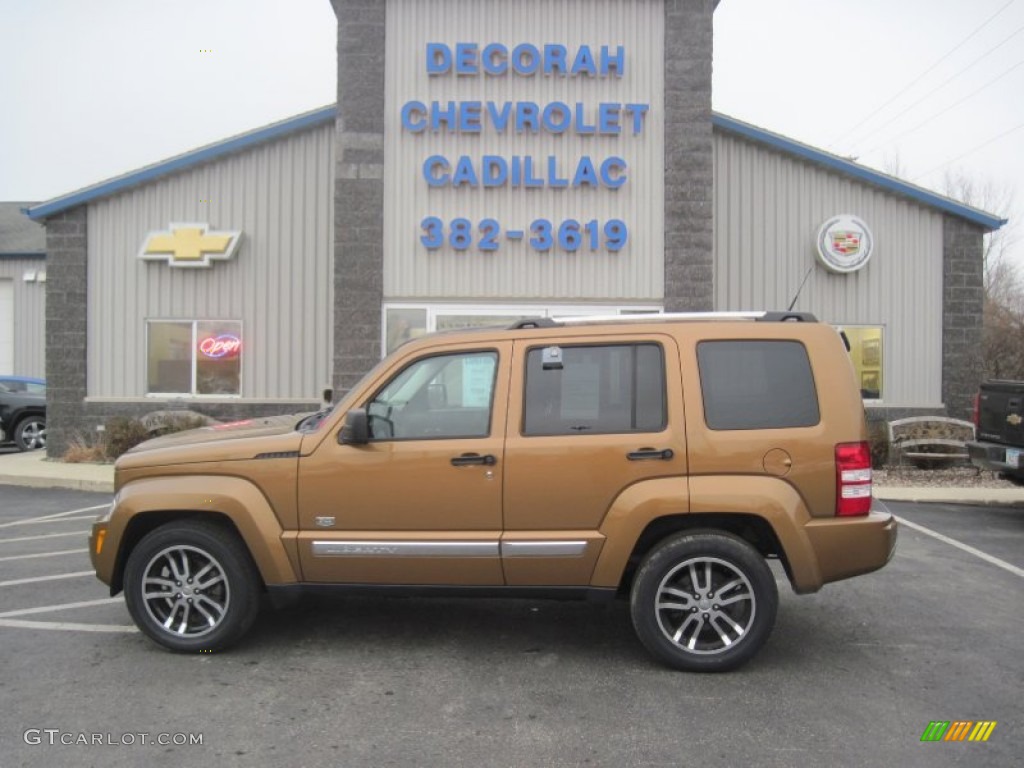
left=0, top=485, right=1021, bottom=767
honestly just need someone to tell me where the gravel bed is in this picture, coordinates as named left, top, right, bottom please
left=874, top=466, right=1020, bottom=488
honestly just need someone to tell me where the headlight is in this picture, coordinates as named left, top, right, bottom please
left=96, top=493, right=119, bottom=523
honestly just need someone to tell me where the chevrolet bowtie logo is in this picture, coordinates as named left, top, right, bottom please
left=138, top=223, right=241, bottom=268
left=1008, top=413, right=1022, bottom=426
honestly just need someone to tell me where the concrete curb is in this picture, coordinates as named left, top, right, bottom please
left=874, top=487, right=1024, bottom=506
left=0, top=452, right=114, bottom=494
left=0, top=474, right=114, bottom=493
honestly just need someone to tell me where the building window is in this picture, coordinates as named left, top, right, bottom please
left=697, top=340, right=820, bottom=430
left=382, top=303, right=663, bottom=356
left=523, top=343, right=666, bottom=436
left=366, top=351, right=497, bottom=440
left=147, top=321, right=242, bottom=396
left=385, top=308, right=428, bottom=354
left=840, top=326, right=884, bottom=401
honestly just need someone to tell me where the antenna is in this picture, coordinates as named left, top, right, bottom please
left=787, top=265, right=816, bottom=312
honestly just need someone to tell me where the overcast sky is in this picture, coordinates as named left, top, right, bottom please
left=1, top=0, right=1021, bottom=264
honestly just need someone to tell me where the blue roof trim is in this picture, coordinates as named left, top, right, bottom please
left=26, top=105, right=337, bottom=221
left=0, top=252, right=45, bottom=258
left=712, top=113, right=1007, bottom=231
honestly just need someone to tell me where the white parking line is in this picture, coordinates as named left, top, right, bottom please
left=0, top=504, right=109, bottom=530
left=0, top=530, right=89, bottom=544
left=6, top=516, right=96, bottom=525
left=0, top=548, right=87, bottom=562
left=0, top=619, right=137, bottom=633
left=895, top=515, right=1024, bottom=579
left=0, top=571, right=93, bottom=587
left=0, top=597, right=124, bottom=619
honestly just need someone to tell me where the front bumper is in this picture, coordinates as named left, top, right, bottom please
left=802, top=508, right=898, bottom=589
left=967, top=440, right=1024, bottom=477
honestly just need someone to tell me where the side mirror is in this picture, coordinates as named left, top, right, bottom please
left=339, top=408, right=369, bottom=445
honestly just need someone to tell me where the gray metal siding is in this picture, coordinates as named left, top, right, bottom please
left=86, top=123, right=334, bottom=399
left=713, top=130, right=944, bottom=407
left=0, top=258, right=46, bottom=377
left=383, top=0, right=665, bottom=301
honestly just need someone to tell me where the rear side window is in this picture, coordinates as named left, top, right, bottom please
left=523, top=344, right=666, bottom=436
left=697, top=340, right=819, bottom=430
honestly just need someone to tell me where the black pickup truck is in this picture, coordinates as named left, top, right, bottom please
left=967, top=380, right=1024, bottom=480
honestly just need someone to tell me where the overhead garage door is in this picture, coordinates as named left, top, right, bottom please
left=0, top=279, right=13, bottom=374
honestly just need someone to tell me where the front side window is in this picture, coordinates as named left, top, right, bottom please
left=147, top=321, right=241, bottom=396
left=366, top=351, right=497, bottom=440
left=523, top=344, right=666, bottom=436
left=697, top=340, right=819, bottom=430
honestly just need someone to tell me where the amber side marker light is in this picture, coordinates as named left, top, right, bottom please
left=94, top=529, right=106, bottom=556
left=835, top=441, right=872, bottom=516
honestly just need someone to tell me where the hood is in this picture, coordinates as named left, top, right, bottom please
left=116, top=412, right=312, bottom=470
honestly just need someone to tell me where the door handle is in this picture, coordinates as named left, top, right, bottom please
left=627, top=448, right=674, bottom=461
left=451, top=453, right=497, bottom=467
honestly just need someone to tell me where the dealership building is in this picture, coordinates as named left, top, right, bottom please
left=25, top=0, right=1005, bottom=456
left=0, top=203, right=46, bottom=379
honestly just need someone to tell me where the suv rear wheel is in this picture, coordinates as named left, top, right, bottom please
left=630, top=532, right=778, bottom=672
left=124, top=521, right=261, bottom=652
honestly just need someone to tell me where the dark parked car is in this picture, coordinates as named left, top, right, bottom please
left=0, top=377, right=46, bottom=451
left=968, top=379, right=1024, bottom=480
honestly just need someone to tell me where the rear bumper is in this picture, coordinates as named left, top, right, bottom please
left=801, top=508, right=897, bottom=591
left=967, top=440, right=1024, bottom=477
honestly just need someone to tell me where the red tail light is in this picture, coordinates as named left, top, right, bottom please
left=972, top=392, right=980, bottom=429
left=835, top=442, right=872, bottom=516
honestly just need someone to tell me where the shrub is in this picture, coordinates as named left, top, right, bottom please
left=103, top=417, right=152, bottom=460
left=63, top=434, right=107, bottom=463
left=867, top=421, right=889, bottom=468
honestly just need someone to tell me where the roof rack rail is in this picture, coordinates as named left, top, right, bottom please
left=507, top=311, right=819, bottom=330
left=551, top=311, right=818, bottom=326
left=551, top=311, right=764, bottom=325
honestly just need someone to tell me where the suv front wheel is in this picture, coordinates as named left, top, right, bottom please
left=123, top=521, right=261, bottom=653
left=14, top=415, right=46, bottom=451
left=630, top=532, right=778, bottom=672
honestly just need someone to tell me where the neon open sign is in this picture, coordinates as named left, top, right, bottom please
left=199, top=334, right=241, bottom=359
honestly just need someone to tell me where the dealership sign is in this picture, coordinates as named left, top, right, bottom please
left=138, top=223, right=242, bottom=268
left=815, top=214, right=873, bottom=273
left=401, top=42, right=648, bottom=255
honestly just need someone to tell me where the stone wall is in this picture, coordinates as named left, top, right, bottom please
left=43, top=208, right=88, bottom=457
left=663, top=0, right=715, bottom=311
left=331, top=0, right=386, bottom=396
left=941, top=215, right=985, bottom=420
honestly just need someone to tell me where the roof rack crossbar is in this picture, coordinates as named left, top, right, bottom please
left=508, top=317, right=558, bottom=329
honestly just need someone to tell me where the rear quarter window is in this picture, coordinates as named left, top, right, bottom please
left=697, top=340, right=820, bottom=430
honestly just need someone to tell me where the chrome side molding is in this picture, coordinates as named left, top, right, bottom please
left=312, top=541, right=499, bottom=557
left=501, top=541, right=588, bottom=557
left=311, top=539, right=589, bottom=558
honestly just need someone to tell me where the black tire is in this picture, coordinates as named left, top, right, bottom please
left=14, top=415, right=46, bottom=451
left=630, top=532, right=778, bottom=672
left=123, top=521, right=262, bottom=653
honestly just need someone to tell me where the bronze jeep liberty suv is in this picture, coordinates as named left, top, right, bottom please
left=89, top=311, right=897, bottom=672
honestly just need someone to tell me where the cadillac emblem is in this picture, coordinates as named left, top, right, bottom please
left=816, top=214, right=874, bottom=274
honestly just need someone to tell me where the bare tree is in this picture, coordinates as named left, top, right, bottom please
left=943, top=170, right=1024, bottom=379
